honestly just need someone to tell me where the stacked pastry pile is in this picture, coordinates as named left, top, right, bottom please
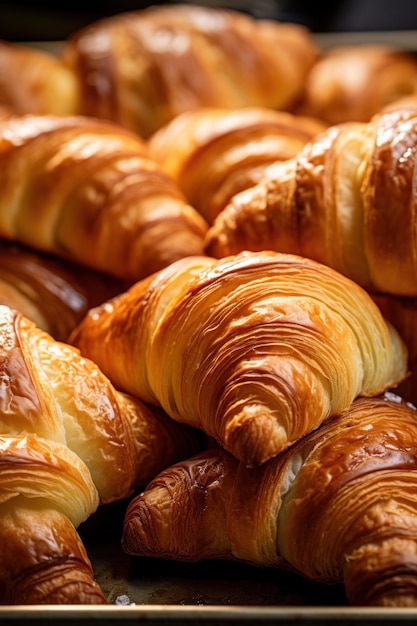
left=1, top=2, right=417, bottom=608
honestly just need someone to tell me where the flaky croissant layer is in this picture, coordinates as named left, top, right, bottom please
left=0, top=304, right=204, bottom=604
left=0, top=241, right=128, bottom=342
left=148, top=107, right=326, bottom=223
left=0, top=114, right=208, bottom=282
left=123, top=393, right=417, bottom=607
left=70, top=250, right=407, bottom=467
left=62, top=4, right=319, bottom=138
left=206, top=108, right=417, bottom=297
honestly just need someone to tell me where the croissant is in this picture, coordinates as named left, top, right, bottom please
left=0, top=114, right=208, bottom=282
left=206, top=107, right=417, bottom=298
left=122, top=393, right=417, bottom=607
left=0, top=435, right=106, bottom=604
left=0, top=40, right=80, bottom=116
left=0, top=304, right=202, bottom=603
left=295, top=44, right=417, bottom=124
left=0, top=241, right=129, bottom=341
left=69, top=250, right=407, bottom=467
left=62, top=4, right=319, bottom=138
left=148, top=107, right=327, bottom=224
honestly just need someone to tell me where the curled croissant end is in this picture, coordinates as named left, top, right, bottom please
left=148, top=107, right=326, bottom=223
left=62, top=4, right=319, bottom=138
left=122, top=393, right=417, bottom=607
left=0, top=505, right=106, bottom=605
left=0, top=114, right=208, bottom=282
left=0, top=303, right=205, bottom=603
left=0, top=435, right=104, bottom=604
left=70, top=250, right=407, bottom=466
left=206, top=108, right=417, bottom=297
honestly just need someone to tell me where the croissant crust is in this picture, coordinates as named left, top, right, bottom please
left=123, top=393, right=417, bottom=607
left=63, top=4, right=319, bottom=137
left=70, top=250, right=407, bottom=466
left=0, top=114, right=208, bottom=282
left=206, top=108, right=417, bottom=297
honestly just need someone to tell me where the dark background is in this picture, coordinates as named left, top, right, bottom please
left=0, top=0, right=417, bottom=41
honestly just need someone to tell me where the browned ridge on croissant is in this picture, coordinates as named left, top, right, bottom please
left=62, top=4, right=319, bottom=138
left=69, top=250, right=407, bottom=467
left=148, top=106, right=327, bottom=223
left=206, top=108, right=417, bottom=298
left=0, top=304, right=202, bottom=604
left=122, top=393, right=417, bottom=608
left=0, top=241, right=130, bottom=342
left=0, top=114, right=208, bottom=282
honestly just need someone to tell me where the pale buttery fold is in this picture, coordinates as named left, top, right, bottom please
left=0, top=114, right=208, bottom=282
left=0, top=304, right=202, bottom=604
left=69, top=250, right=407, bottom=467
left=62, top=3, right=319, bottom=138
left=122, top=393, right=417, bottom=608
left=148, top=106, right=326, bottom=223
left=206, top=108, right=417, bottom=298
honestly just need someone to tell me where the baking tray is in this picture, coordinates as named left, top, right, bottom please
left=3, top=30, right=417, bottom=624
left=1, top=498, right=416, bottom=624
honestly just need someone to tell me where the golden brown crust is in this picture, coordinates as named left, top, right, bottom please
left=206, top=108, right=417, bottom=297
left=62, top=4, right=319, bottom=138
left=0, top=438, right=105, bottom=604
left=120, top=394, right=206, bottom=489
left=0, top=40, right=80, bottom=116
left=123, top=394, right=417, bottom=607
left=148, top=107, right=326, bottom=223
left=296, top=45, right=417, bottom=124
left=0, top=114, right=208, bottom=281
left=362, top=109, right=417, bottom=293
left=0, top=241, right=128, bottom=341
left=0, top=504, right=106, bottom=604
left=0, top=306, right=138, bottom=503
left=0, top=303, right=204, bottom=603
left=0, top=303, right=203, bottom=499
left=70, top=250, right=407, bottom=466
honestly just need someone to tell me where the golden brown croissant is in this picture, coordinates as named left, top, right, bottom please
left=0, top=304, right=202, bottom=603
left=0, top=435, right=106, bottom=604
left=62, top=4, right=319, bottom=138
left=0, top=114, right=208, bottom=282
left=69, top=250, right=407, bottom=467
left=122, top=393, right=417, bottom=607
left=0, top=241, right=129, bottom=341
left=295, top=44, right=417, bottom=124
left=0, top=40, right=80, bottom=116
left=148, top=107, right=326, bottom=224
left=206, top=108, right=417, bottom=297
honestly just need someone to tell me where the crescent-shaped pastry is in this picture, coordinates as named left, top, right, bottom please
left=70, top=250, right=407, bottom=466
